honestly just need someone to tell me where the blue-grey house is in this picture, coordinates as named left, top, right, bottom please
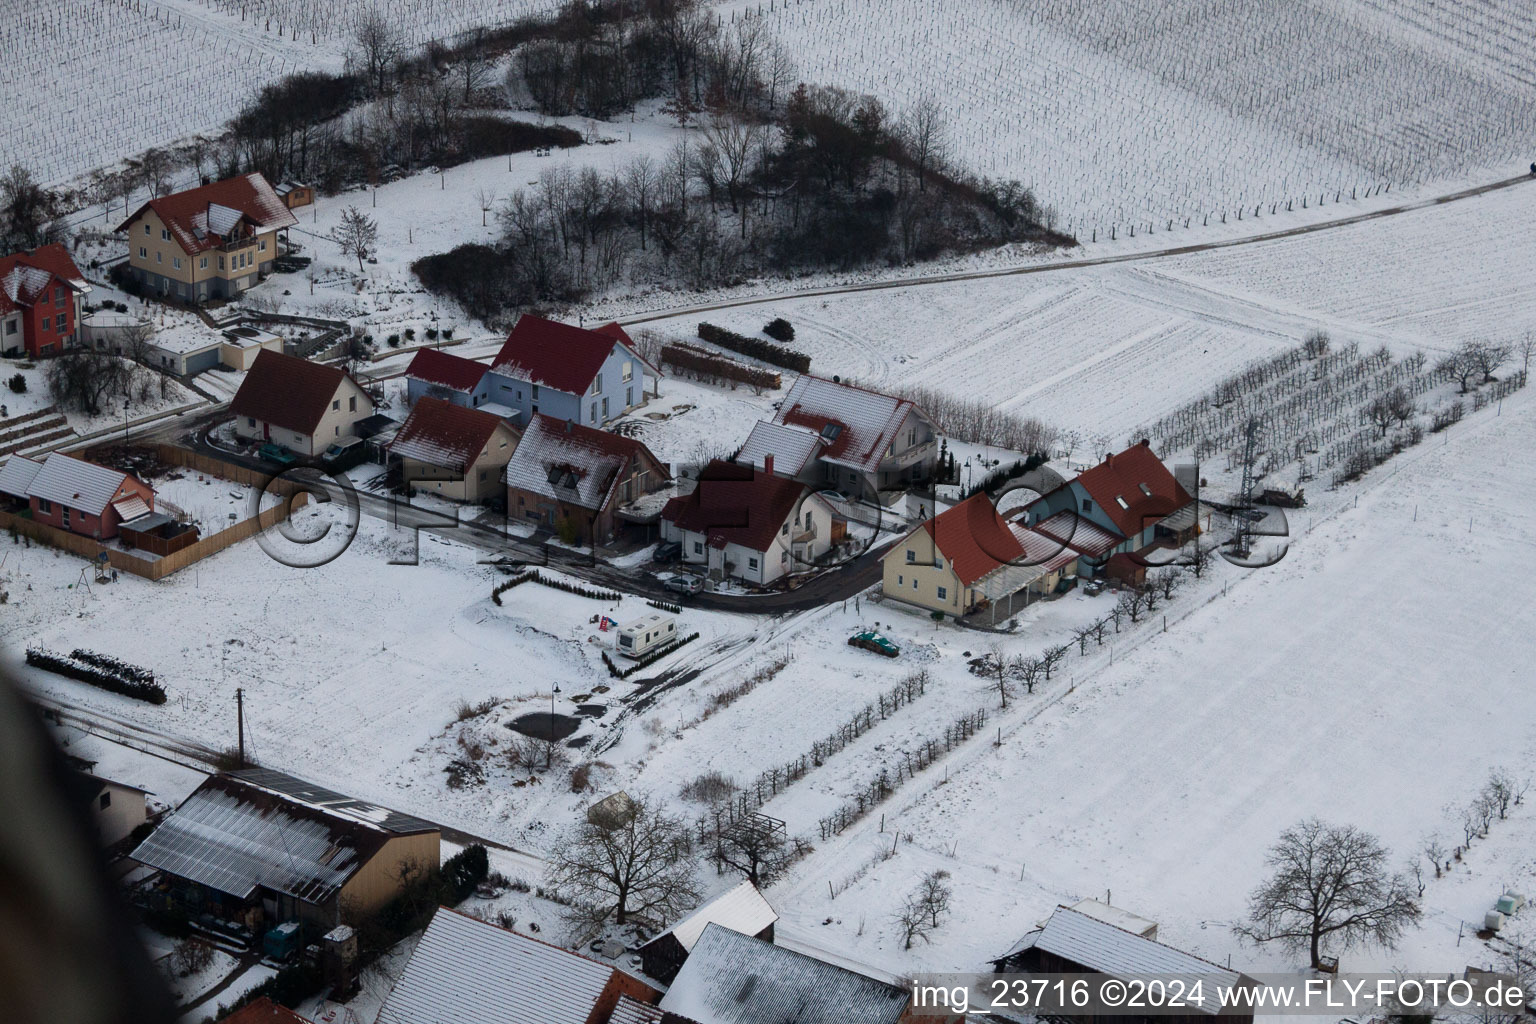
left=482, top=315, right=659, bottom=428
left=404, top=348, right=492, bottom=409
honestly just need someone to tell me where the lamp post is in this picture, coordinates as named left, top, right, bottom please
left=548, top=683, right=561, bottom=769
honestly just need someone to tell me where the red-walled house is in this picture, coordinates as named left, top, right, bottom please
left=0, top=244, right=91, bottom=358
left=21, top=453, right=155, bottom=541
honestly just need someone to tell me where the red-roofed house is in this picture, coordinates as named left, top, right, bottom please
left=1022, top=440, right=1196, bottom=583
left=115, top=173, right=297, bottom=302
left=404, top=348, right=491, bottom=409
left=216, top=996, right=316, bottom=1024
left=661, top=459, right=843, bottom=586
left=230, top=349, right=376, bottom=455
left=484, top=315, right=659, bottom=428
left=0, top=243, right=91, bottom=357
left=389, top=397, right=520, bottom=501
left=9, top=451, right=156, bottom=541
left=504, top=413, right=670, bottom=544
left=743, top=375, right=936, bottom=500
left=882, top=493, right=1024, bottom=615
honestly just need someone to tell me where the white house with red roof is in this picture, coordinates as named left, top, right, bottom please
left=483, top=315, right=659, bottom=429
left=230, top=349, right=375, bottom=455
left=403, top=348, right=492, bottom=410
left=661, top=459, right=844, bottom=586
left=389, top=397, right=520, bottom=502
left=115, top=173, right=297, bottom=302
left=503, top=413, right=670, bottom=544
left=1021, top=439, right=1196, bottom=583
left=738, top=375, right=937, bottom=501
left=0, top=243, right=91, bottom=358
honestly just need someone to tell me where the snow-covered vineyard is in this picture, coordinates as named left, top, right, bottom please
left=2, top=2, right=1535, bottom=1023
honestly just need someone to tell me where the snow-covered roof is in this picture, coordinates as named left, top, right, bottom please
left=226, top=768, right=437, bottom=834
left=1010, top=520, right=1083, bottom=574
left=115, top=173, right=297, bottom=255
left=609, top=995, right=664, bottom=1024
left=0, top=455, right=43, bottom=499
left=1031, top=509, right=1123, bottom=557
left=390, top=397, right=515, bottom=473
left=1000, top=907, right=1240, bottom=1003
left=377, top=907, right=632, bottom=1024
left=0, top=243, right=88, bottom=315
left=658, top=923, right=909, bottom=1024
left=490, top=314, right=646, bottom=396
left=736, top=420, right=822, bottom=476
left=130, top=772, right=427, bottom=905
left=26, top=453, right=134, bottom=517
left=773, top=375, right=927, bottom=474
left=405, top=348, right=488, bottom=394
left=111, top=495, right=151, bottom=522
left=503, top=413, right=663, bottom=512
left=1065, top=899, right=1158, bottom=938
left=645, top=881, right=778, bottom=954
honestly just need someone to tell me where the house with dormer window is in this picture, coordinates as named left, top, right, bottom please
left=114, top=173, right=297, bottom=302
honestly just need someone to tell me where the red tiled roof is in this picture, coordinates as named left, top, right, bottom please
left=230, top=349, right=359, bottom=438
left=490, top=314, right=642, bottom=395
left=405, top=348, right=488, bottom=393
left=217, top=996, right=315, bottom=1024
left=0, top=243, right=88, bottom=315
left=115, top=173, right=297, bottom=255
left=390, top=396, right=515, bottom=472
left=919, top=493, right=1025, bottom=587
left=661, top=459, right=806, bottom=554
left=1072, top=441, right=1192, bottom=539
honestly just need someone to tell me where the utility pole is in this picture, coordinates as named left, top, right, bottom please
left=236, top=687, right=245, bottom=768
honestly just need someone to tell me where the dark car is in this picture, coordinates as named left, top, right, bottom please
left=654, top=541, right=682, bottom=563
left=257, top=442, right=297, bottom=466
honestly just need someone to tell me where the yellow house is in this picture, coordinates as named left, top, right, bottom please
left=883, top=493, right=1079, bottom=621
left=115, top=173, right=297, bottom=303
left=390, top=396, right=521, bottom=502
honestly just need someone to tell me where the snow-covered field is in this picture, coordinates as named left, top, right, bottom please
left=752, top=0, right=1536, bottom=233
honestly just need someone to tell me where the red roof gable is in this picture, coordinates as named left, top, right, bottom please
left=0, top=243, right=87, bottom=315
left=1072, top=441, right=1192, bottom=539
left=919, top=493, right=1025, bottom=587
left=405, top=348, right=488, bottom=393
left=115, top=173, right=297, bottom=255
left=390, top=396, right=514, bottom=472
left=230, top=349, right=365, bottom=437
left=217, top=996, right=315, bottom=1024
left=490, top=314, right=640, bottom=396
left=661, top=459, right=807, bottom=554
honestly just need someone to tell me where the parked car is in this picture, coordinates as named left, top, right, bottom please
left=258, top=442, right=297, bottom=466
left=1084, top=578, right=1106, bottom=596
left=653, top=540, right=682, bottom=563
left=664, top=575, right=704, bottom=595
left=848, top=630, right=900, bottom=657
left=817, top=490, right=849, bottom=504
left=321, top=436, right=366, bottom=471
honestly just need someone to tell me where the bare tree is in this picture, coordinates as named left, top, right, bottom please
left=46, top=350, right=141, bottom=416
left=1469, top=341, right=1512, bottom=385
left=352, top=6, right=403, bottom=96
left=458, top=27, right=491, bottom=104
left=474, top=187, right=497, bottom=228
left=917, top=869, right=953, bottom=929
left=902, top=96, right=948, bottom=192
left=1116, top=587, right=1148, bottom=624
left=1366, top=391, right=1397, bottom=437
left=1386, top=387, right=1415, bottom=429
left=1040, top=643, right=1069, bottom=681
left=714, top=817, right=786, bottom=886
left=1236, top=819, right=1420, bottom=970
left=1487, top=768, right=1515, bottom=820
left=701, top=116, right=760, bottom=220
left=895, top=892, right=930, bottom=950
left=1302, top=329, right=1331, bottom=360
left=330, top=206, right=379, bottom=271
left=1150, top=567, right=1184, bottom=601
left=1519, top=332, right=1535, bottom=376
left=987, top=644, right=1010, bottom=709
left=1421, top=834, right=1446, bottom=878
left=1012, top=655, right=1043, bottom=695
left=1438, top=343, right=1486, bottom=393
left=625, top=156, right=658, bottom=251
left=548, top=795, right=698, bottom=926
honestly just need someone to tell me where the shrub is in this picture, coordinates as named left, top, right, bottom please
left=763, top=317, right=795, bottom=342
left=570, top=763, right=591, bottom=792
left=404, top=328, right=416, bottom=341
left=647, top=599, right=681, bottom=614
left=425, top=327, right=438, bottom=340
left=361, top=334, right=373, bottom=345
left=698, top=322, right=810, bottom=373
left=441, top=844, right=490, bottom=902
left=442, top=328, right=453, bottom=339
left=387, top=334, right=400, bottom=347
left=25, top=647, right=165, bottom=704
left=7, top=373, right=25, bottom=393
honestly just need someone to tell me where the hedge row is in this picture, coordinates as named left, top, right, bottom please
left=647, top=598, right=682, bottom=614
left=660, top=342, right=781, bottom=391
left=698, top=322, right=810, bottom=373
left=26, top=647, right=166, bottom=704
left=530, top=571, right=620, bottom=602
left=491, top=571, right=535, bottom=605
left=603, top=632, right=701, bottom=679
left=71, top=648, right=155, bottom=685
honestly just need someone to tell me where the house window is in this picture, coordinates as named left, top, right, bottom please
left=334, top=426, right=340, bottom=436
left=781, top=522, right=789, bottom=535
left=593, top=373, right=602, bottom=394
left=897, top=574, right=903, bottom=585
left=38, top=498, right=51, bottom=513
left=144, top=224, right=150, bottom=235
left=912, top=577, right=918, bottom=590
left=479, top=470, right=488, bottom=481
left=4, top=321, right=14, bottom=335
left=1115, top=496, right=1129, bottom=510
left=590, top=403, right=598, bottom=423
left=54, top=287, right=65, bottom=307
left=155, top=252, right=161, bottom=264
left=173, top=257, right=182, bottom=270
left=41, top=316, right=50, bottom=330
left=906, top=550, right=915, bottom=563
left=200, top=256, right=208, bottom=269
left=937, top=586, right=948, bottom=600
left=622, top=360, right=633, bottom=382
left=99, top=791, right=111, bottom=810
left=160, top=228, right=169, bottom=241
left=781, top=550, right=788, bottom=564
left=247, top=417, right=256, bottom=427
left=1082, top=498, right=1092, bottom=512
left=627, top=387, right=634, bottom=406
left=349, top=396, right=357, bottom=412
left=601, top=397, right=609, bottom=418
left=259, top=239, right=267, bottom=251
left=693, top=541, right=703, bottom=555
left=935, top=557, right=943, bottom=570
left=62, top=509, right=71, bottom=529
left=530, top=384, right=539, bottom=399
left=139, top=246, right=147, bottom=258
left=748, top=557, right=759, bottom=570
left=332, top=399, right=340, bottom=410
left=218, top=256, right=225, bottom=270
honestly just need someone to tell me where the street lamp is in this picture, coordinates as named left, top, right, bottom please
left=548, top=683, right=561, bottom=770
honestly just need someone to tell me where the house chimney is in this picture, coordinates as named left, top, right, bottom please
left=1139, top=437, right=1150, bottom=447
left=764, top=454, right=775, bottom=476
left=565, top=418, right=573, bottom=434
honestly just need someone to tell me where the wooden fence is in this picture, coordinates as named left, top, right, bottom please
left=3, top=444, right=308, bottom=581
